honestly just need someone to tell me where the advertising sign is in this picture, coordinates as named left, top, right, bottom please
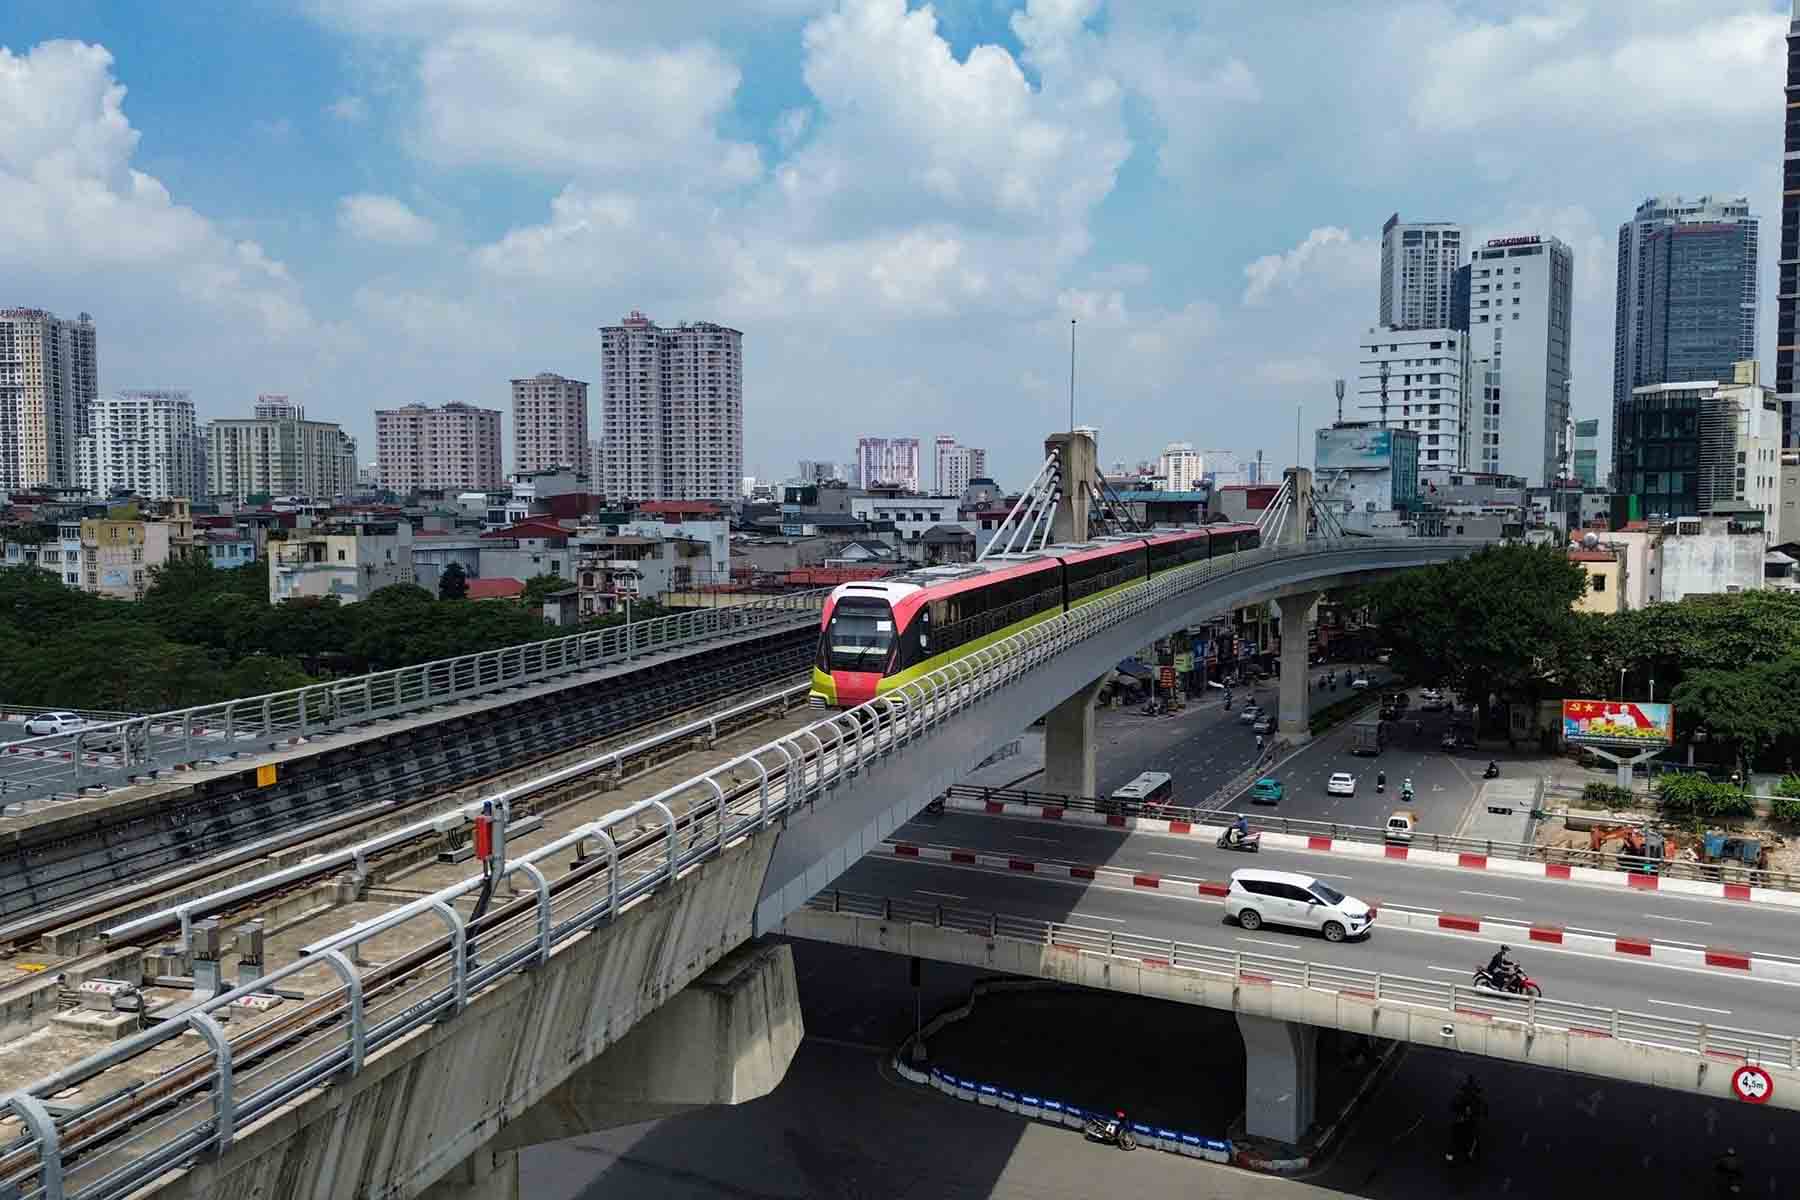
left=1315, top=427, right=1394, bottom=471
left=1175, top=653, right=1194, bottom=673
left=1561, top=699, right=1675, bottom=748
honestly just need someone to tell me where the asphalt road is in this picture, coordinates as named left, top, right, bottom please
left=829, top=854, right=1800, bottom=1036
left=896, top=809, right=1800, bottom=962
left=527, top=940, right=1800, bottom=1199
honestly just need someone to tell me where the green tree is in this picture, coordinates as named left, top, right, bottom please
left=1669, top=655, right=1800, bottom=776
left=519, top=573, right=568, bottom=607
left=437, top=562, right=470, bottom=601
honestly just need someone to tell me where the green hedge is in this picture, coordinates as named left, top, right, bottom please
left=1580, top=782, right=1635, bottom=809
left=1770, top=794, right=1800, bottom=825
left=1654, top=773, right=1755, bottom=821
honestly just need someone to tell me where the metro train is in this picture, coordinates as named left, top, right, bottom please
left=809, top=522, right=1262, bottom=708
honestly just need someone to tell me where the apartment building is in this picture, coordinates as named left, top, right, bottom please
left=511, top=373, right=589, bottom=477
left=0, top=308, right=97, bottom=491
left=375, top=401, right=504, bottom=492
left=207, top=396, right=358, bottom=502
left=79, top=389, right=200, bottom=501
left=598, top=312, right=744, bottom=502
left=269, top=520, right=415, bottom=604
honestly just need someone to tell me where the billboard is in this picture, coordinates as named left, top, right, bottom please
left=1316, top=427, right=1394, bottom=471
left=1561, top=699, right=1675, bottom=748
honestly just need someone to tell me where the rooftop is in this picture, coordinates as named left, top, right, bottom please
left=466, top=577, right=526, bottom=600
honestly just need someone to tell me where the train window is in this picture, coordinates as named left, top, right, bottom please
left=823, top=598, right=896, bottom=672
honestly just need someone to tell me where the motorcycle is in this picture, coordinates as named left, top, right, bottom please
left=1472, top=965, right=1543, bottom=998
left=1376, top=772, right=1386, bottom=794
left=1216, top=829, right=1262, bottom=853
left=1083, top=1111, right=1136, bottom=1151
left=1440, top=733, right=1458, bottom=752
left=1483, top=762, right=1499, bottom=779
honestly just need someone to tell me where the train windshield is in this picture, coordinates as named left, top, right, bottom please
left=823, top=597, right=897, bottom=672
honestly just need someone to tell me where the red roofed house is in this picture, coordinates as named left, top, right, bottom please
left=466, top=576, right=526, bottom=602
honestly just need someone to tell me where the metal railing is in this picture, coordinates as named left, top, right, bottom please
left=943, top=784, right=1800, bottom=892
left=804, top=888, right=1800, bottom=1070
left=0, top=591, right=828, bottom=808
left=0, top=536, right=1483, bottom=1199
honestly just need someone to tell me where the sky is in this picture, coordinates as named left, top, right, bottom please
left=0, top=0, right=1790, bottom=488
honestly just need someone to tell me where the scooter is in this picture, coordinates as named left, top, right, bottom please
left=1216, top=829, right=1262, bottom=853
left=1472, top=966, right=1543, bottom=998
left=1483, top=762, right=1499, bottom=779
left=1083, top=1111, right=1136, bottom=1151
left=1376, top=773, right=1386, bottom=794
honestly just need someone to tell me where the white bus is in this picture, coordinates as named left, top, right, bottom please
left=1109, top=771, right=1174, bottom=813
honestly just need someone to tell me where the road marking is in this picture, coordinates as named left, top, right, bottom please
left=1460, top=890, right=1523, bottom=902
left=1646, top=998, right=1731, bottom=1016
left=1312, top=872, right=1355, bottom=880
left=913, top=890, right=966, bottom=901
left=1567, top=926, right=1615, bottom=937
left=1235, top=937, right=1291, bottom=950
left=1425, top=965, right=1470, bottom=976
left=1645, top=914, right=1711, bottom=927
left=1077, top=913, right=1129, bottom=924
left=1147, top=851, right=1196, bottom=860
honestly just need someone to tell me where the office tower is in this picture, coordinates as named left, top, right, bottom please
left=1618, top=361, right=1782, bottom=521
left=1466, top=234, right=1575, bottom=484
left=1782, top=3, right=1800, bottom=444
left=206, top=395, right=358, bottom=501
left=1158, top=442, right=1204, bottom=490
left=0, top=308, right=97, bottom=491
left=598, top=311, right=743, bottom=501
left=1379, top=215, right=1463, bottom=330
left=1614, top=195, right=1758, bottom=472
left=374, top=402, right=504, bottom=492
left=1573, top=418, right=1599, bottom=487
left=1354, top=328, right=1472, bottom=471
left=80, top=390, right=199, bottom=500
left=511, top=372, right=589, bottom=477
left=855, top=436, right=922, bottom=492
left=933, top=436, right=987, bottom=495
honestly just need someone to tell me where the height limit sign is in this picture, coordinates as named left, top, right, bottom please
left=1731, top=1065, right=1773, bottom=1104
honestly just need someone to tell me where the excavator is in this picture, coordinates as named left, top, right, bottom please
left=1588, top=825, right=1668, bottom=875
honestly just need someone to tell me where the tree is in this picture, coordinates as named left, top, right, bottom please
left=438, top=562, right=470, bottom=601
left=1669, top=655, right=1800, bottom=776
left=520, top=573, right=567, bottom=607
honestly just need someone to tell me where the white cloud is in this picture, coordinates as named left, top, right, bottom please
left=327, top=94, right=368, bottom=122
left=773, top=106, right=811, bottom=151
left=1241, top=227, right=1377, bottom=307
left=338, top=193, right=438, bottom=245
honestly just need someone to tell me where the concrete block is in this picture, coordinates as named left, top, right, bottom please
left=50, top=1009, right=140, bottom=1042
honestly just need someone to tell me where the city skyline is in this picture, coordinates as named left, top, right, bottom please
left=0, top=4, right=1792, bottom=489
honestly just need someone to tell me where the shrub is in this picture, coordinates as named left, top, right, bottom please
left=1655, top=773, right=1754, bottom=821
left=1775, top=775, right=1800, bottom=800
left=1581, top=782, right=1634, bottom=809
left=1770, top=795, right=1800, bottom=825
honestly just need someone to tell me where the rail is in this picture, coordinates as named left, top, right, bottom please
left=0, top=590, right=827, bottom=808
left=803, top=888, right=1800, bottom=1070
left=944, top=784, right=1800, bottom=893
left=0, top=536, right=1482, bottom=1199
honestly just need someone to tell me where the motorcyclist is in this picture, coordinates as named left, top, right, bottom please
left=1485, top=945, right=1519, bottom=990
left=1401, top=777, right=1414, bottom=800
left=1485, top=759, right=1499, bottom=777
left=1228, top=814, right=1249, bottom=846
left=1377, top=770, right=1386, bottom=791
left=1255, top=733, right=1265, bottom=753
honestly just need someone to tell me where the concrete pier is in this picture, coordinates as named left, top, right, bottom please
left=1236, top=1012, right=1317, bottom=1144
left=1041, top=677, right=1108, bottom=799
left=1275, top=591, right=1320, bottom=744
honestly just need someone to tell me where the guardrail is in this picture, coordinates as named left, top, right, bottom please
left=944, top=784, right=1800, bottom=893
left=0, top=536, right=1484, bottom=1199
left=803, top=887, right=1800, bottom=1070
left=0, top=591, right=828, bottom=808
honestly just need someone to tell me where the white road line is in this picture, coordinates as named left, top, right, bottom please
left=1235, top=936, right=1291, bottom=950
left=914, top=890, right=967, bottom=901
left=1567, top=926, right=1615, bottom=937
left=1424, top=965, right=1469, bottom=976
left=1077, top=914, right=1129, bottom=924
left=1147, top=851, right=1196, bottom=860
left=1645, top=914, right=1712, bottom=927
left=1312, top=872, right=1355, bottom=880
left=1460, top=890, right=1523, bottom=902
left=1646, top=998, right=1731, bottom=1016
left=1010, top=835, right=1058, bottom=844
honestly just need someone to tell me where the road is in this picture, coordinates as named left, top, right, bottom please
left=827, top=854, right=1800, bottom=1035
left=526, top=939, right=1800, bottom=1199
left=895, top=809, right=1800, bottom=962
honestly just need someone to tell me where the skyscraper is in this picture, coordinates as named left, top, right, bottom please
left=598, top=312, right=743, bottom=502
left=1466, top=234, right=1575, bottom=484
left=511, top=372, right=589, bottom=478
left=206, top=396, right=358, bottom=501
left=0, top=308, right=97, bottom=491
left=855, top=437, right=922, bottom=492
left=1780, top=4, right=1800, bottom=445
left=933, top=435, right=987, bottom=495
left=1354, top=327, right=1472, bottom=471
left=375, top=402, right=504, bottom=492
left=1379, top=215, right=1463, bottom=330
left=80, top=390, right=200, bottom=500
left=1613, top=195, right=1758, bottom=473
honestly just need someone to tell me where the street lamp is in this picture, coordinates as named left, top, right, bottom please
left=1618, top=666, right=1626, bottom=697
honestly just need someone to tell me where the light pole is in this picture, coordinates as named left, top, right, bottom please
left=1068, top=318, right=1077, bottom=432
left=1619, top=666, right=1626, bottom=697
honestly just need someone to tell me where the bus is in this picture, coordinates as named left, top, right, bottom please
left=1109, top=771, right=1174, bottom=813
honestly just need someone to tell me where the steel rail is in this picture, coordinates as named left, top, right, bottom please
left=0, top=537, right=1486, bottom=1198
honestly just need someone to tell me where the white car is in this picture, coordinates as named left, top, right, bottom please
left=23, top=711, right=86, bottom=737
left=1349, top=677, right=1370, bottom=690
left=1226, top=868, right=1375, bottom=943
left=1327, top=772, right=1356, bottom=796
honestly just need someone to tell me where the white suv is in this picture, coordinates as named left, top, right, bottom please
left=1225, top=868, right=1374, bottom=943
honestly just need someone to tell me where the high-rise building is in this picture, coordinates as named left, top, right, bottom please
left=0, top=308, right=97, bottom=491
left=375, top=402, right=503, bottom=492
left=511, top=372, right=589, bottom=478
left=1466, top=234, right=1575, bottom=483
left=933, top=435, right=987, bottom=495
left=598, top=312, right=743, bottom=502
left=80, top=390, right=199, bottom=500
left=1780, top=3, right=1800, bottom=445
left=1573, top=418, right=1600, bottom=487
left=795, top=459, right=845, bottom=484
left=1616, top=361, right=1782, bottom=523
left=206, top=396, right=358, bottom=502
left=1613, top=195, right=1758, bottom=475
left=855, top=436, right=922, bottom=492
left=1158, top=442, right=1204, bottom=491
left=1353, top=328, right=1472, bottom=472
left=1379, top=215, right=1463, bottom=331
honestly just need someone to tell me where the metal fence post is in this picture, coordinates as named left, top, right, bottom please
left=9, top=1092, right=63, bottom=1200
left=186, top=1010, right=236, bottom=1154
left=317, top=949, right=365, bottom=1074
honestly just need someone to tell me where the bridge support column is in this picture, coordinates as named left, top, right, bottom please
left=1276, top=592, right=1319, bottom=745
left=1044, top=429, right=1099, bottom=544
left=419, top=1146, right=518, bottom=1200
left=1041, top=676, right=1107, bottom=798
left=1235, top=1013, right=1317, bottom=1144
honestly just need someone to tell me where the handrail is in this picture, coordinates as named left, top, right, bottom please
left=0, top=536, right=1486, bottom=1199
left=942, top=784, right=1800, bottom=893
left=801, top=887, right=1800, bottom=1070
left=0, top=589, right=828, bottom=807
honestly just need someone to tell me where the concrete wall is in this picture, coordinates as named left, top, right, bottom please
left=148, top=826, right=801, bottom=1200
left=786, top=907, right=1800, bottom=1113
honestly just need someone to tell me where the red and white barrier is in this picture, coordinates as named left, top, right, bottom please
left=944, top=795, right=1800, bottom=910
left=874, top=838, right=1800, bottom=983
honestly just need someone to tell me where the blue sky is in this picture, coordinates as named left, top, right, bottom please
left=0, top=1, right=1790, bottom=486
